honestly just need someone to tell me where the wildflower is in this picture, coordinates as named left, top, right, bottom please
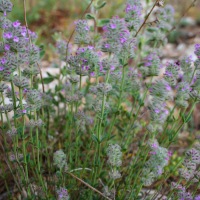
left=56, top=187, right=70, bottom=200
left=194, top=44, right=200, bottom=58
left=164, top=61, right=180, bottom=86
left=102, top=17, right=131, bottom=55
left=109, top=169, right=121, bottom=180
left=12, top=20, right=20, bottom=27
left=3, top=31, right=12, bottom=39
left=125, top=0, right=143, bottom=32
left=175, top=81, right=191, bottom=108
left=157, top=5, right=175, bottom=31
left=142, top=140, right=170, bottom=186
left=74, top=20, right=90, bottom=44
left=106, top=144, right=122, bottom=167
left=4, top=43, right=10, bottom=51
left=53, top=150, right=68, bottom=170
left=13, top=36, right=19, bottom=42
left=0, top=0, right=13, bottom=16
left=140, top=52, right=161, bottom=77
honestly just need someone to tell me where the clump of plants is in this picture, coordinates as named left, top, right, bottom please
left=0, top=0, right=200, bottom=199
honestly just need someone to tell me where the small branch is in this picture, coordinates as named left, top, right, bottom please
left=66, top=0, right=95, bottom=59
left=135, top=0, right=160, bottom=37
left=66, top=172, right=113, bottom=200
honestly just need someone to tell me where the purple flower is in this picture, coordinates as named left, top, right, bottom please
left=110, top=65, right=115, bottom=71
left=85, top=26, right=89, bottom=31
left=21, top=31, right=26, bottom=37
left=3, top=32, right=13, bottom=39
left=151, top=142, right=158, bottom=149
left=90, top=72, right=95, bottom=77
left=12, top=20, right=21, bottom=28
left=120, top=37, right=127, bottom=44
left=0, top=66, right=4, bottom=71
left=22, top=110, right=27, bottom=114
left=194, top=44, right=200, bottom=58
left=104, top=43, right=110, bottom=49
left=125, top=4, right=132, bottom=13
left=88, top=46, right=94, bottom=50
left=165, top=83, right=171, bottom=91
left=110, top=23, right=117, bottom=29
left=154, top=108, right=160, bottom=114
left=195, top=195, right=200, bottom=200
left=13, top=36, right=19, bottom=43
left=23, top=88, right=28, bottom=93
left=4, top=44, right=10, bottom=51
left=1, top=58, right=7, bottom=65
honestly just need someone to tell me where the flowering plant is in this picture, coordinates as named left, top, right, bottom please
left=0, top=0, right=199, bottom=199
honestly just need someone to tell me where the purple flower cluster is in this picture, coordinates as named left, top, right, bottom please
left=142, top=139, right=170, bottom=186
left=179, top=147, right=200, bottom=183
left=102, top=17, right=131, bottom=55
left=171, top=182, right=200, bottom=200
left=164, top=62, right=180, bottom=86
left=56, top=187, right=70, bottom=200
left=175, top=81, right=191, bottom=108
left=1, top=17, right=37, bottom=52
left=67, top=46, right=100, bottom=76
left=194, top=44, right=200, bottom=58
left=140, top=52, right=162, bottom=77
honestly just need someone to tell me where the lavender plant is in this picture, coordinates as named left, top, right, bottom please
left=0, top=0, right=200, bottom=199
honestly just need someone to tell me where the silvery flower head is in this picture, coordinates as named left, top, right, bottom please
left=74, top=20, right=90, bottom=44
left=164, top=62, right=180, bottom=86
left=194, top=44, right=200, bottom=58
left=96, top=83, right=112, bottom=95
left=106, top=144, right=122, bottom=167
left=102, top=16, right=130, bottom=55
left=175, top=81, right=191, bottom=108
left=142, top=139, right=170, bottom=181
left=56, top=187, right=70, bottom=200
left=109, top=169, right=121, bottom=180
left=148, top=98, right=169, bottom=125
left=0, top=82, right=8, bottom=92
left=0, top=0, right=13, bottom=16
left=124, top=0, right=142, bottom=32
left=180, top=56, right=193, bottom=82
left=27, top=119, right=44, bottom=128
left=26, top=89, right=42, bottom=110
left=23, top=65, right=40, bottom=77
left=56, top=39, right=71, bottom=61
left=13, top=75, right=29, bottom=88
left=53, top=150, right=68, bottom=170
left=67, top=46, right=99, bottom=76
left=150, top=79, right=172, bottom=101
left=157, top=4, right=175, bottom=31
left=140, top=52, right=161, bottom=77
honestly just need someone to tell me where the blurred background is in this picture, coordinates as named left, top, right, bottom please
left=9, top=0, right=200, bottom=49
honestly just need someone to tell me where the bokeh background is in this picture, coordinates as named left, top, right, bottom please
left=9, top=0, right=200, bottom=48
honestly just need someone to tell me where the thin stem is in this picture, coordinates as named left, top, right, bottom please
left=67, top=172, right=112, bottom=200
left=135, top=0, right=159, bottom=37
